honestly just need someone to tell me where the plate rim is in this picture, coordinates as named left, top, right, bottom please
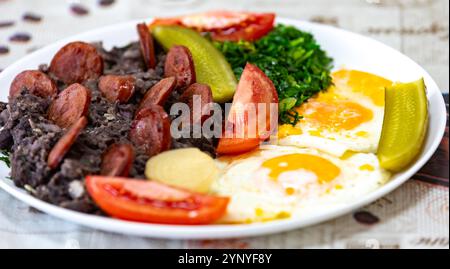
left=0, top=17, right=447, bottom=240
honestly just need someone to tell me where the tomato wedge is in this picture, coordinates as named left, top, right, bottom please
left=150, top=11, right=275, bottom=41
left=217, top=63, right=278, bottom=155
left=86, top=176, right=229, bottom=225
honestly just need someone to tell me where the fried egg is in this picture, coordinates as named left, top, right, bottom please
left=212, top=145, right=390, bottom=223
left=278, top=69, right=392, bottom=155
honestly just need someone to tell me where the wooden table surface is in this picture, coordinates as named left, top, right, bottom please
left=0, top=0, right=448, bottom=249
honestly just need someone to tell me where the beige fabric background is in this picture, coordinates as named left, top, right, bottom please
left=0, top=0, right=448, bottom=248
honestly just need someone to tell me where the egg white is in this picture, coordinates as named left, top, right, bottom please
left=278, top=70, right=391, bottom=154
left=212, top=145, right=390, bottom=224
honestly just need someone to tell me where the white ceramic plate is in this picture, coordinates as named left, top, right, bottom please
left=0, top=18, right=446, bottom=239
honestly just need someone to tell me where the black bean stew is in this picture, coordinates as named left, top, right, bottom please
left=0, top=26, right=216, bottom=214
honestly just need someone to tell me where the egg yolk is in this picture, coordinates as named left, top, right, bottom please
left=255, top=208, right=264, bottom=217
left=308, top=129, right=322, bottom=137
left=332, top=69, right=392, bottom=106
left=359, top=164, right=375, bottom=171
left=297, top=98, right=374, bottom=131
left=285, top=187, right=296, bottom=195
left=262, top=153, right=341, bottom=183
left=356, top=131, right=369, bottom=137
left=278, top=124, right=302, bottom=138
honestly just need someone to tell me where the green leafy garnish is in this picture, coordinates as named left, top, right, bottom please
left=214, top=24, right=333, bottom=125
left=0, top=150, right=10, bottom=168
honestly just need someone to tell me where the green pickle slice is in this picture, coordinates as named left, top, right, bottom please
left=377, top=78, right=428, bottom=172
left=152, top=25, right=237, bottom=103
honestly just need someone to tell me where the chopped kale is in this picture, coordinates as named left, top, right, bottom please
left=0, top=150, right=10, bottom=168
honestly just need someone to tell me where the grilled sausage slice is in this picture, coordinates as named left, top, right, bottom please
left=164, top=45, right=196, bottom=90
left=98, top=75, right=136, bottom=103
left=129, top=104, right=171, bottom=157
left=138, top=77, right=176, bottom=111
left=47, top=116, right=88, bottom=169
left=49, top=41, right=104, bottom=84
left=101, top=143, right=135, bottom=177
left=178, top=83, right=213, bottom=125
left=137, top=23, right=156, bottom=69
left=48, top=83, right=91, bottom=128
left=9, top=70, right=57, bottom=99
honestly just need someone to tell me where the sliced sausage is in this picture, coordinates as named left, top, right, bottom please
left=178, top=83, right=213, bottom=125
left=49, top=41, right=104, bottom=84
left=48, top=83, right=91, bottom=128
left=138, top=77, right=176, bottom=111
left=129, top=104, right=171, bottom=157
left=98, top=75, right=136, bottom=103
left=101, top=143, right=135, bottom=177
left=137, top=23, right=156, bottom=69
left=47, top=116, right=88, bottom=169
left=164, top=45, right=196, bottom=90
left=9, top=70, right=57, bottom=99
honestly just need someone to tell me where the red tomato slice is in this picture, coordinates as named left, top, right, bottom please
left=180, top=11, right=251, bottom=31
left=211, top=13, right=275, bottom=42
left=217, top=63, right=278, bottom=155
left=151, top=17, right=183, bottom=27
left=216, top=137, right=261, bottom=155
left=150, top=11, right=275, bottom=41
left=86, top=176, right=229, bottom=225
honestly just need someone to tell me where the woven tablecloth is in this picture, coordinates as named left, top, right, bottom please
left=0, top=0, right=448, bottom=249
